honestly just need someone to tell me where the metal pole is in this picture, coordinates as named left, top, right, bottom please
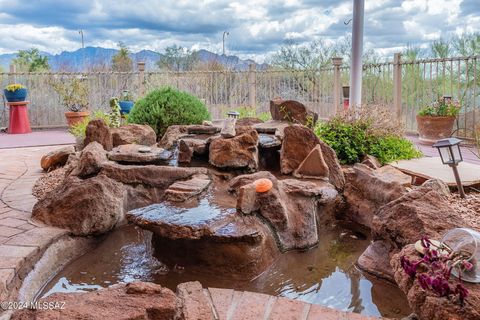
left=450, top=164, right=466, bottom=198
left=222, top=31, right=229, bottom=56
left=79, top=30, right=85, bottom=71
left=349, top=0, right=365, bottom=109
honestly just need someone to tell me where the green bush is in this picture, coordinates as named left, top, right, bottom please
left=315, top=105, right=422, bottom=165
left=127, top=87, right=210, bottom=137
left=368, top=135, right=422, bottom=164
left=70, top=111, right=111, bottom=138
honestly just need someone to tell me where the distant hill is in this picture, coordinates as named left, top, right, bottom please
left=0, top=47, right=267, bottom=72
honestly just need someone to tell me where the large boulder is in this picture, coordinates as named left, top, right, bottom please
left=391, top=245, right=480, bottom=320
left=84, top=119, right=113, bottom=151
left=293, top=144, right=329, bottom=180
left=111, top=124, right=157, bottom=147
left=357, top=240, right=395, bottom=282
left=343, top=164, right=410, bottom=227
left=280, top=125, right=319, bottom=175
left=11, top=282, right=178, bottom=320
left=269, top=99, right=318, bottom=127
left=70, top=142, right=108, bottom=178
left=372, top=186, right=473, bottom=249
left=209, top=128, right=259, bottom=171
left=32, top=174, right=124, bottom=236
left=280, top=125, right=345, bottom=190
left=229, top=171, right=340, bottom=251
left=40, top=146, right=75, bottom=171
left=158, top=125, right=188, bottom=149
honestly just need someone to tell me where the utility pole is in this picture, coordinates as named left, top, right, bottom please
left=222, top=31, right=229, bottom=56
left=349, top=0, right=365, bottom=109
left=79, top=30, right=85, bottom=71
left=79, top=30, right=84, bottom=49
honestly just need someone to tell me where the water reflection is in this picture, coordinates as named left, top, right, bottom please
left=40, top=224, right=411, bottom=318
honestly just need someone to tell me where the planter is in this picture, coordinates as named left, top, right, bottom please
left=119, top=100, right=134, bottom=115
left=65, top=111, right=90, bottom=127
left=416, top=115, right=456, bottom=145
left=4, top=88, right=27, bottom=102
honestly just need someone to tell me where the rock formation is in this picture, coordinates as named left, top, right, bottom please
left=110, top=124, right=157, bottom=147
left=40, top=146, right=75, bottom=171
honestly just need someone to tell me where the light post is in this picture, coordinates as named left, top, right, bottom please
left=222, top=31, right=229, bottom=56
left=227, top=111, right=240, bottom=119
left=432, top=138, right=466, bottom=198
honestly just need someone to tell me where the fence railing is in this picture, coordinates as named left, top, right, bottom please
left=1, top=54, right=479, bottom=139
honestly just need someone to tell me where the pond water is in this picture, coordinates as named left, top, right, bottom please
left=40, top=222, right=411, bottom=318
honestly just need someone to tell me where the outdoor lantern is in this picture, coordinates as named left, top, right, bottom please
left=432, top=138, right=465, bottom=198
left=227, top=111, right=240, bottom=119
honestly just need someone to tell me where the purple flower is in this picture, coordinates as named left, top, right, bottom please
left=417, top=273, right=432, bottom=290
left=461, top=261, right=474, bottom=271
left=431, top=276, right=452, bottom=297
left=401, top=256, right=419, bottom=278
left=455, top=283, right=469, bottom=304
left=421, top=236, right=432, bottom=249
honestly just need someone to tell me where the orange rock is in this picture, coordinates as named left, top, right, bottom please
left=254, top=178, right=273, bottom=193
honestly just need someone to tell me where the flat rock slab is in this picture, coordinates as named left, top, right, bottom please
left=253, top=121, right=289, bottom=134
left=127, top=200, right=262, bottom=243
left=187, top=125, right=220, bottom=135
left=108, top=144, right=172, bottom=163
left=165, top=174, right=211, bottom=202
left=392, top=157, right=480, bottom=186
left=258, top=134, right=281, bottom=148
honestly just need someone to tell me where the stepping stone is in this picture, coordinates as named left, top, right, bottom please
left=108, top=144, right=172, bottom=163
left=165, top=174, right=211, bottom=202
left=393, top=157, right=480, bottom=186
left=293, top=144, right=329, bottom=180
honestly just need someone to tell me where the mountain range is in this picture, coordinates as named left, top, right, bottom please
left=0, top=47, right=267, bottom=72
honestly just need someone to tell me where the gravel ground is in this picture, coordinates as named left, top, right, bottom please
left=32, top=167, right=67, bottom=200
left=447, top=191, right=480, bottom=230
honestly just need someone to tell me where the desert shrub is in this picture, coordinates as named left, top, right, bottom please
left=70, top=111, right=111, bottom=138
left=127, top=87, right=210, bottom=136
left=315, top=105, right=422, bottom=165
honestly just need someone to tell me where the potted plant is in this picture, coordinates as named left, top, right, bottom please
left=51, top=78, right=90, bottom=127
left=416, top=97, right=461, bottom=145
left=4, top=84, right=27, bottom=102
left=119, top=90, right=135, bottom=115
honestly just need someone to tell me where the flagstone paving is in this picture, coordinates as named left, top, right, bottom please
left=0, top=146, right=68, bottom=303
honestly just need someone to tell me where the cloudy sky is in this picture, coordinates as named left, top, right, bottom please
left=0, top=0, right=478, bottom=61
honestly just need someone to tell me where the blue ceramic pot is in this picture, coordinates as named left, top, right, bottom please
left=119, top=100, right=134, bottom=114
left=4, top=88, right=27, bottom=102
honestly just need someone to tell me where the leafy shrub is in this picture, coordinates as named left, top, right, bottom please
left=70, top=111, right=111, bottom=138
left=237, top=106, right=271, bottom=122
left=127, top=87, right=210, bottom=136
left=368, top=135, right=422, bottom=164
left=315, top=105, right=422, bottom=165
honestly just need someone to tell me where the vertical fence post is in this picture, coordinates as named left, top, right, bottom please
left=393, top=53, right=402, bottom=119
left=8, top=64, right=16, bottom=83
left=248, top=63, right=256, bottom=109
left=332, top=57, right=343, bottom=114
left=137, top=61, right=146, bottom=97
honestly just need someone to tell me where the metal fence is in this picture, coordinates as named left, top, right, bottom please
left=1, top=54, right=479, bottom=139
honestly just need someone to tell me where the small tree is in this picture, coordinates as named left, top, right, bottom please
left=13, top=48, right=50, bottom=72
left=112, top=42, right=133, bottom=72
left=157, top=45, right=199, bottom=71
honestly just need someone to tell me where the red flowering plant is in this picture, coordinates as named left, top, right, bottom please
left=400, top=236, right=472, bottom=306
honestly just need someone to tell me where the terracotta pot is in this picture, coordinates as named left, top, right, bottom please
left=65, top=111, right=90, bottom=127
left=416, top=115, right=456, bottom=145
